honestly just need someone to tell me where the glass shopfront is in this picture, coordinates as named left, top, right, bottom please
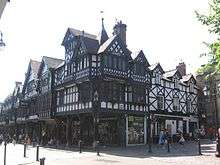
left=128, top=116, right=144, bottom=144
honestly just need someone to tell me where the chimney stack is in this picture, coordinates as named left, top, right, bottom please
left=113, top=20, right=127, bottom=46
left=176, top=62, right=186, bottom=76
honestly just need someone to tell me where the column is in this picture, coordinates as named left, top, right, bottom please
left=118, top=114, right=126, bottom=147
left=144, top=115, right=147, bottom=145
left=66, top=116, right=70, bottom=147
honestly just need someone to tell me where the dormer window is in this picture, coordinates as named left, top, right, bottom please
left=174, top=79, right=179, bottom=89
left=155, top=73, right=161, bottom=84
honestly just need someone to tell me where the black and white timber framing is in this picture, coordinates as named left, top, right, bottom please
left=0, top=20, right=199, bottom=147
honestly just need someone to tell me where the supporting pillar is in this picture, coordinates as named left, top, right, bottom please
left=66, top=116, right=70, bottom=147
left=118, top=114, right=126, bottom=147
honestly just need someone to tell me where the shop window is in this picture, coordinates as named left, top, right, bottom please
left=128, top=116, right=144, bottom=144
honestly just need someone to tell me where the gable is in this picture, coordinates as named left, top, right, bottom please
left=173, top=70, right=182, bottom=80
left=152, top=63, right=164, bottom=75
left=98, top=35, right=132, bottom=59
left=133, top=50, right=150, bottom=66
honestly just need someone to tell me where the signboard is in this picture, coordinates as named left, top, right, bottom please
left=28, top=115, right=39, bottom=120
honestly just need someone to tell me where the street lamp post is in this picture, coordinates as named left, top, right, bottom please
left=0, top=31, right=6, bottom=50
left=148, top=113, right=152, bottom=153
left=93, top=90, right=100, bottom=155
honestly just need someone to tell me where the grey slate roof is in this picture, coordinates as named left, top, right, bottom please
left=69, top=28, right=97, bottom=40
left=43, top=56, right=64, bottom=69
left=30, top=60, right=41, bottom=75
left=82, top=37, right=99, bottom=54
left=163, top=69, right=177, bottom=78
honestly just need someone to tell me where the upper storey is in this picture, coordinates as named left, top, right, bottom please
left=55, top=20, right=151, bottom=87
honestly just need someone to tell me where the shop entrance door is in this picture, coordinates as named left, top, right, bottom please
left=98, top=118, right=118, bottom=146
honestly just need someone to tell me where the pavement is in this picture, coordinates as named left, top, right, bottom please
left=0, top=139, right=220, bottom=165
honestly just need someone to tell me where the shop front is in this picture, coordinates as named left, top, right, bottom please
left=126, top=115, right=147, bottom=146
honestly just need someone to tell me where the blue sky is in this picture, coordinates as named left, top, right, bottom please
left=0, top=0, right=212, bottom=101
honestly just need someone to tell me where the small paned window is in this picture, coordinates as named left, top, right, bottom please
left=155, top=73, right=161, bottom=84
left=157, top=95, right=164, bottom=110
left=174, top=79, right=179, bottom=89
left=189, top=83, right=194, bottom=92
left=173, top=97, right=179, bottom=111
left=186, top=99, right=191, bottom=113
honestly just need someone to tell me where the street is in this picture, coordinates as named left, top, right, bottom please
left=0, top=139, right=220, bottom=165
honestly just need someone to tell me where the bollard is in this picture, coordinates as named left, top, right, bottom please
left=4, top=141, right=7, bottom=165
left=198, top=138, right=202, bottom=155
left=148, top=138, right=152, bottom=153
left=36, top=145, right=39, bottom=161
left=78, top=140, right=82, bottom=153
left=215, top=138, right=220, bottom=157
left=167, top=139, right=170, bottom=153
left=96, top=141, right=100, bottom=156
left=40, top=157, right=45, bottom=165
left=24, top=143, right=27, bottom=157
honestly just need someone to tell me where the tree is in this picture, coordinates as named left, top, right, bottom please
left=196, top=0, right=220, bottom=75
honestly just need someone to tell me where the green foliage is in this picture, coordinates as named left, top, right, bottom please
left=195, top=0, right=220, bottom=35
left=196, top=0, right=220, bottom=76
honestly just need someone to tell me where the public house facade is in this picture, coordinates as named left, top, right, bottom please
left=0, top=20, right=198, bottom=147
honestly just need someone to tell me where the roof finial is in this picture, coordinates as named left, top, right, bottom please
left=100, top=11, right=104, bottom=26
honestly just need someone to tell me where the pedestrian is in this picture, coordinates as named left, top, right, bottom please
left=12, top=134, right=16, bottom=146
left=0, top=134, right=3, bottom=145
left=158, top=129, right=165, bottom=145
left=179, top=133, right=185, bottom=145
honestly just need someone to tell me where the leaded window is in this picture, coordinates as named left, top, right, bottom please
left=157, top=95, right=164, bottom=110
left=155, top=73, right=161, bottom=84
left=173, top=96, right=179, bottom=111
left=186, top=99, right=191, bottom=113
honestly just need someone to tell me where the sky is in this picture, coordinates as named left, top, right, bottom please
left=0, top=0, right=212, bottom=102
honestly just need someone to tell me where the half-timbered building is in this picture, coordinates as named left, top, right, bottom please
left=35, top=56, right=63, bottom=144
left=149, top=63, right=198, bottom=141
left=0, top=19, right=199, bottom=147
left=21, top=59, right=41, bottom=140
left=54, top=20, right=151, bottom=147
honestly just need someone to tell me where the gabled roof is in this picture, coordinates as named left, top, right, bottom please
left=133, top=50, right=150, bottom=66
left=62, top=28, right=97, bottom=46
left=30, top=60, right=41, bottom=75
left=22, top=60, right=40, bottom=95
left=164, top=69, right=182, bottom=79
left=37, top=56, right=64, bottom=77
left=181, top=74, right=196, bottom=84
left=149, top=63, right=164, bottom=73
left=43, top=56, right=64, bottom=69
left=81, top=36, right=99, bottom=54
